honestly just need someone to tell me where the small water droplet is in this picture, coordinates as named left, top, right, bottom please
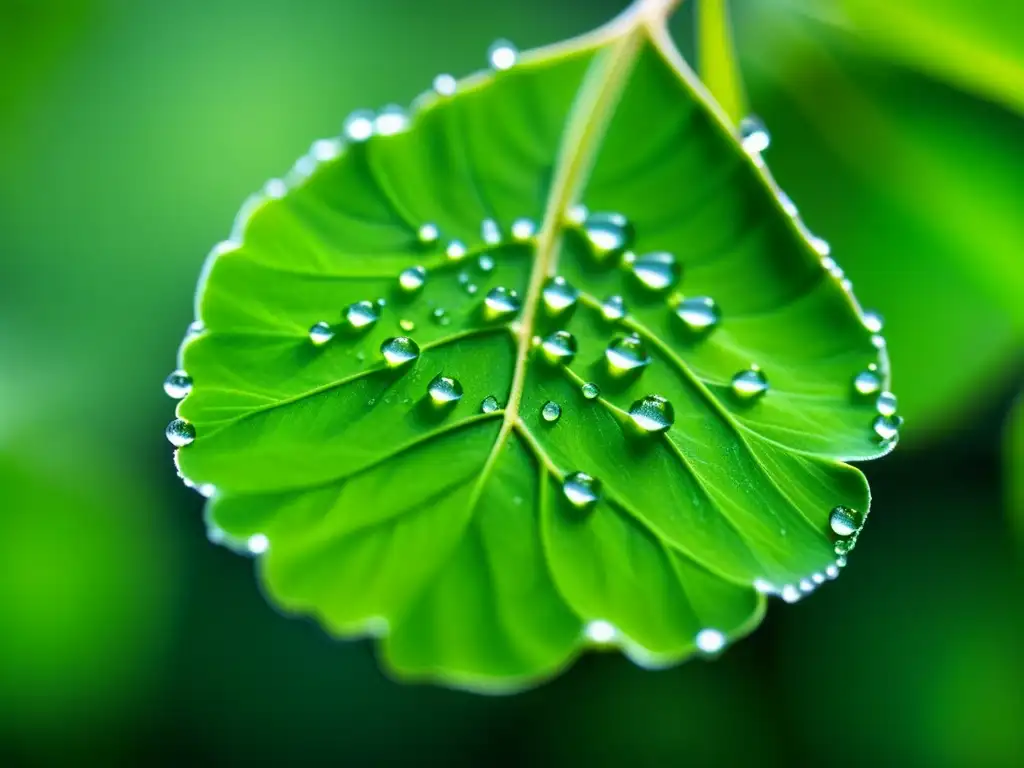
left=584, top=620, right=617, bottom=643
left=829, top=506, right=862, bottom=537
left=541, top=401, right=562, bottom=423
left=264, top=178, right=286, bottom=199
left=781, top=585, right=801, bottom=603
left=344, top=109, right=374, bottom=142
left=398, top=265, right=427, bottom=292
left=675, top=296, right=720, bottom=333
left=581, top=382, right=600, bottom=400
left=481, top=217, right=501, bottom=245
left=164, top=370, right=192, bottom=399
left=810, top=236, right=831, bottom=257
left=731, top=368, right=769, bottom=400
left=695, top=628, right=726, bottom=654
left=465, top=284, right=478, bottom=295
left=605, top=334, right=651, bottom=374
left=836, top=555, right=848, bottom=568
left=739, top=115, right=770, bottom=153
left=433, top=73, right=457, bottom=96
left=876, top=391, right=898, bottom=416
left=538, top=330, right=578, bottom=366
left=488, top=39, right=518, bottom=70
left=581, top=212, right=633, bottom=260
left=563, top=471, right=600, bottom=510
left=825, top=564, right=840, bottom=579
left=376, top=297, right=387, bottom=309
left=632, top=252, right=680, bottom=291
left=834, top=539, right=852, bottom=556
left=542, top=276, right=579, bottom=313
left=853, top=370, right=882, bottom=396
left=187, top=320, right=205, bottom=337
left=566, top=203, right=588, bottom=225
left=511, top=218, right=536, bottom=240
left=873, top=414, right=902, bottom=441
left=477, top=254, right=495, bottom=272
left=309, top=321, right=334, bottom=345
left=777, top=190, right=798, bottom=217
left=483, top=286, right=521, bottom=320
left=799, top=579, right=814, bottom=593
left=457, top=271, right=470, bottom=285
left=399, top=319, right=416, bottom=332
left=431, top=307, right=451, bottom=326
left=753, top=579, right=775, bottom=594
left=247, top=533, right=270, bottom=555
left=417, top=223, right=439, bottom=244
left=862, top=310, right=884, bottom=333
left=373, top=105, right=408, bottom=136
left=380, top=336, right=420, bottom=367
left=871, top=334, right=886, bottom=350
left=166, top=418, right=196, bottom=447
left=480, top=395, right=500, bottom=414
left=198, top=483, right=216, bottom=498
left=628, top=395, right=675, bottom=433
left=344, top=300, right=379, bottom=331
left=446, top=240, right=467, bottom=260
left=427, top=374, right=463, bottom=405
left=601, top=295, right=626, bottom=321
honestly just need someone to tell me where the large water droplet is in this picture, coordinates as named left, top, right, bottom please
left=873, top=414, right=902, bottom=441
left=876, top=391, right=898, bottom=417
left=398, top=265, right=427, bottom=292
left=862, top=310, right=884, bottom=333
left=541, top=401, right=562, bottom=423
left=247, top=533, right=270, bottom=555
left=731, top=368, right=769, bottom=400
left=344, top=300, right=379, bottom=331
left=483, top=286, right=521, bottom=320
left=605, top=334, right=651, bottom=374
left=417, top=223, right=439, bottom=244
left=427, top=374, right=463, bottom=405
left=739, top=115, right=770, bottom=153
left=581, top=212, right=633, bottom=260
left=380, top=336, right=420, bottom=367
left=563, top=471, right=600, bottom=510
left=166, top=418, right=196, bottom=447
left=511, top=218, right=536, bottom=240
left=810, top=236, right=832, bottom=257
left=539, top=330, right=577, bottom=365
left=542, top=276, right=579, bottom=313
left=632, top=252, right=680, bottom=292
left=164, top=370, right=192, bottom=399
left=601, top=295, right=626, bottom=321
left=481, top=395, right=500, bottom=414
left=488, top=39, right=518, bottom=70
left=695, top=628, right=726, bottom=654
left=675, top=296, right=719, bottom=333
left=481, top=218, right=501, bottom=245
left=853, top=370, right=882, bottom=396
left=309, top=321, right=334, bottom=345
left=829, top=506, right=862, bottom=537
left=581, top=382, right=600, bottom=400
left=628, top=395, right=675, bottom=433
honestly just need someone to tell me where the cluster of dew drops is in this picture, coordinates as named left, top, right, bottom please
left=160, top=39, right=900, bottom=636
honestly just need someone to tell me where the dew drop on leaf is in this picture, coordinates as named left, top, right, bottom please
left=674, top=296, right=719, bottom=333
left=731, top=368, right=769, bottom=400
left=562, top=471, right=600, bottom=510
left=511, top=217, right=536, bottom=240
left=541, top=276, right=579, bottom=313
left=427, top=374, right=463, bottom=405
left=781, top=585, right=801, bottom=603
left=738, top=115, right=770, bottom=154
left=632, top=251, right=680, bottom=292
left=873, top=414, right=902, bottom=441
left=343, top=109, right=374, bottom=142
left=481, top=217, right=501, bottom=245
left=853, top=370, right=882, bottom=397
left=862, top=309, right=884, bottom=333
left=399, top=319, right=416, bottom=332
left=539, top=330, right=578, bottom=365
left=164, top=370, right=192, bottom=399
left=380, top=336, right=420, bottom=367
left=477, top=254, right=495, bottom=272
left=876, top=391, right=898, bottom=416
left=344, top=300, right=380, bottom=331
left=165, top=418, right=196, bottom=447
left=187, top=320, right=205, bottom=337
left=777, top=190, right=798, bottom=217
left=446, top=240, right=467, bottom=260
left=605, top=333, right=651, bottom=375
left=600, top=294, right=626, bottom=321
left=373, top=105, right=409, bottom=136
left=483, top=286, right=521, bottom=320
left=480, top=395, right=500, bottom=414
left=247, top=533, right=270, bottom=555
left=398, top=265, right=427, bottom=292
left=829, top=506, right=862, bottom=537
left=834, top=539, right=853, bottom=556
left=581, top=382, right=600, bottom=400
left=487, top=39, right=518, bottom=70
left=541, top=401, right=562, bottom=423
left=826, top=565, right=840, bottom=579
left=431, top=307, right=451, bottom=327
left=565, top=203, right=588, bottom=226
left=308, top=321, right=334, bottom=346
left=417, top=223, right=440, bottom=244
left=628, top=394, right=675, bottom=433
left=810, top=235, right=831, bottom=257
left=695, top=628, right=726, bottom=654
left=432, top=73, right=457, bottom=96
left=580, top=211, right=633, bottom=261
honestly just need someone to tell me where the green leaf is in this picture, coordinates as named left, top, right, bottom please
left=696, top=0, right=746, bottom=123
left=173, top=1, right=891, bottom=690
left=1007, top=395, right=1023, bottom=545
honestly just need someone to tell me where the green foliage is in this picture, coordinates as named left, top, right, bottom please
left=172, top=1, right=892, bottom=690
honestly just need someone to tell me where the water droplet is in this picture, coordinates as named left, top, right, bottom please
left=834, top=539, right=852, bottom=556
left=446, top=240, right=466, bottom=260
left=836, top=555, right=848, bottom=568
left=810, top=236, right=831, bottom=257
left=399, top=318, right=416, bottom=332
left=511, top=218, right=536, bottom=240
left=581, top=382, right=600, bottom=400
left=600, top=295, right=626, bottom=321
left=166, top=418, right=196, bottom=447
left=876, top=391, right=898, bottom=417
left=777, top=190, right=798, bottom=217
left=480, top=395, right=500, bottom=414
left=344, top=300, right=379, bottom=331
left=829, top=506, right=862, bottom=537
left=398, top=265, right=427, bottom=292
left=247, top=533, right=270, bottom=555
left=433, top=73, right=457, bottom=96
left=605, top=334, right=651, bottom=374
left=309, top=321, right=334, bottom=345
left=581, top=212, right=633, bottom=260
left=538, top=330, right=578, bottom=366
left=812, top=572, right=825, bottom=585
left=871, top=334, right=886, bottom=350
left=584, top=620, right=617, bottom=643
left=187, top=320, right=205, bottom=337
left=739, top=115, right=770, bottom=153
left=695, top=628, right=726, bottom=654
left=753, top=579, right=775, bottom=594
left=675, top=296, right=720, bottom=333
left=344, top=109, right=374, bottom=142
left=477, top=254, right=495, bottom=272
left=427, top=374, right=463, bottom=405
left=465, top=284, right=478, bottom=295
left=375, top=297, right=387, bottom=309
left=542, top=276, right=578, bottom=313
left=488, top=39, right=518, bottom=70
left=431, top=307, right=451, bottom=326
left=417, top=223, right=439, bottom=244
left=731, top=368, right=769, bottom=400
left=164, top=370, right=192, bottom=399
left=380, top=336, right=420, bottom=367
left=632, top=252, right=680, bottom=292
left=481, top=218, right=501, bottom=245
left=457, top=271, right=470, bottom=285
left=563, top=471, right=600, bottom=510
left=781, top=585, right=801, bottom=603
left=264, top=178, right=286, bottom=199
left=541, top=401, right=562, bottom=423
left=566, top=203, right=588, bottom=226
left=853, top=370, right=882, bottom=396
left=373, top=105, right=408, bottom=136
left=825, top=564, right=840, bottom=579
left=628, top=395, right=675, bottom=433
left=862, top=310, right=884, bottom=333
left=483, top=286, right=521, bottom=320
left=873, top=414, right=902, bottom=441
left=198, top=483, right=216, bottom=498
left=799, top=579, right=814, bottom=593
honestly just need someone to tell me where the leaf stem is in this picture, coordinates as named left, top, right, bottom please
left=696, top=0, right=746, bottom=123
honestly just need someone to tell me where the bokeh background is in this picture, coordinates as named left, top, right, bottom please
left=1, top=0, right=1021, bottom=764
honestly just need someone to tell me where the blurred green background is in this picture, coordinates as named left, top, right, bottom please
left=1, top=0, right=1020, bottom=764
